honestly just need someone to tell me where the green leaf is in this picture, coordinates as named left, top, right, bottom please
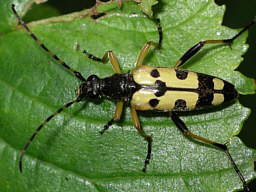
left=22, top=3, right=61, bottom=22
left=0, top=0, right=255, bottom=192
left=139, top=0, right=158, bottom=17
left=96, top=1, right=120, bottom=14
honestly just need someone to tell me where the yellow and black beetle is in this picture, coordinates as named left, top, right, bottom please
left=12, top=4, right=255, bottom=192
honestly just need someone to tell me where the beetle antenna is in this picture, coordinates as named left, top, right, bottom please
left=11, top=4, right=86, bottom=81
left=19, top=97, right=83, bottom=172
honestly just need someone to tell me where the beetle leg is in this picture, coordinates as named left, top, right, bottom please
left=136, top=19, right=162, bottom=67
left=84, top=19, right=162, bottom=69
left=83, top=50, right=121, bottom=74
left=174, top=17, right=256, bottom=69
left=100, top=101, right=124, bottom=134
left=130, top=106, right=152, bottom=172
left=157, top=18, right=163, bottom=49
left=170, top=112, right=250, bottom=192
left=136, top=41, right=159, bottom=67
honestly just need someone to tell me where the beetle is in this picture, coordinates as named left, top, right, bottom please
left=12, top=4, right=255, bottom=192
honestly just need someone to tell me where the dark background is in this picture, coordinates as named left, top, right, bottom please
left=25, top=0, right=256, bottom=191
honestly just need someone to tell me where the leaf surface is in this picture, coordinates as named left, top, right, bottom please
left=0, top=0, right=255, bottom=192
left=139, top=0, right=158, bottom=17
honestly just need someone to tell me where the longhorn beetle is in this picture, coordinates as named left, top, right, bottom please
left=12, top=4, right=255, bottom=191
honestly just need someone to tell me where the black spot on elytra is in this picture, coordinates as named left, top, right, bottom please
left=195, top=73, right=214, bottom=109
left=150, top=69, right=160, bottom=78
left=175, top=69, right=188, bottom=80
left=173, top=99, right=187, bottom=110
left=196, top=93, right=213, bottom=108
left=155, top=80, right=167, bottom=97
left=149, top=99, right=159, bottom=107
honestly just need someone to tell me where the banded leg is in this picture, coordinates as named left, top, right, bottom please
left=130, top=106, right=152, bottom=172
left=12, top=4, right=85, bottom=81
left=170, top=112, right=250, bottom=192
left=83, top=50, right=121, bottom=74
left=136, top=19, right=163, bottom=67
left=174, top=17, right=256, bottom=69
left=19, top=96, right=83, bottom=173
left=100, top=101, right=124, bottom=134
